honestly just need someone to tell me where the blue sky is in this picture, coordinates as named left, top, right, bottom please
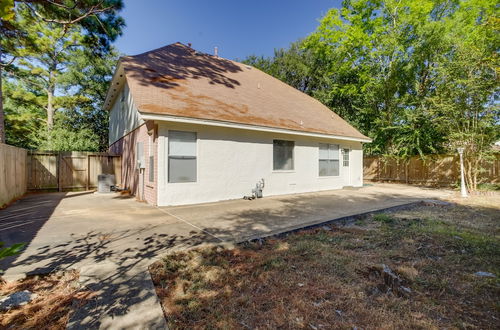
left=114, top=0, right=342, bottom=60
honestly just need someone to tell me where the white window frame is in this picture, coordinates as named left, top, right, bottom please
left=272, top=139, right=295, bottom=172
left=318, top=143, right=340, bottom=177
left=136, top=141, right=144, bottom=169
left=148, top=134, right=154, bottom=183
left=342, top=148, right=350, bottom=167
left=168, top=130, right=197, bottom=183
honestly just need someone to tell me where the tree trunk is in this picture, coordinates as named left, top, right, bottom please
left=0, top=44, right=5, bottom=144
left=464, top=156, right=478, bottom=192
left=47, top=87, right=54, bottom=130
left=0, top=63, right=5, bottom=144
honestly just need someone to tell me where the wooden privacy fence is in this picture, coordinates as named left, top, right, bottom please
left=27, top=151, right=121, bottom=191
left=364, top=155, right=500, bottom=186
left=0, top=144, right=27, bottom=207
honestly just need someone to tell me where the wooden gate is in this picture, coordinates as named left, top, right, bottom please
left=27, top=151, right=121, bottom=191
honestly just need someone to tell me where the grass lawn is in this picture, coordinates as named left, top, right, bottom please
left=150, top=195, right=500, bottom=329
left=0, top=271, right=91, bottom=329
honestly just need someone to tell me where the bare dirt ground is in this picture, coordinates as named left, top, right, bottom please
left=150, top=194, right=500, bottom=329
left=0, top=271, right=92, bottom=330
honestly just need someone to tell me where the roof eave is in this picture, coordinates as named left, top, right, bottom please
left=103, top=60, right=127, bottom=111
left=140, top=112, right=372, bottom=143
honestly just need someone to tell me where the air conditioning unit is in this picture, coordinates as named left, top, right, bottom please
left=97, top=174, right=116, bottom=193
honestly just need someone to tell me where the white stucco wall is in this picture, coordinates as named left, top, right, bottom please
left=108, top=82, right=144, bottom=145
left=157, top=121, right=364, bottom=206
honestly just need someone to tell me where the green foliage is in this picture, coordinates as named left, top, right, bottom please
left=2, top=3, right=121, bottom=151
left=0, top=242, right=25, bottom=273
left=1, top=1, right=124, bottom=52
left=36, top=126, right=100, bottom=152
left=0, top=0, right=14, bottom=20
left=0, top=242, right=24, bottom=259
left=59, top=48, right=119, bottom=150
left=476, top=183, right=500, bottom=191
left=243, top=40, right=324, bottom=96
left=1, top=0, right=123, bottom=149
left=244, top=0, right=498, bottom=190
left=303, top=0, right=467, bottom=157
left=3, top=79, right=45, bottom=148
left=373, top=213, right=395, bottom=224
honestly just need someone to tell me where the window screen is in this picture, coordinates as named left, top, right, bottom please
left=168, top=131, right=197, bottom=183
left=136, top=142, right=144, bottom=167
left=273, top=140, right=294, bottom=170
left=149, top=155, right=154, bottom=182
left=343, top=148, right=350, bottom=167
left=319, top=143, right=339, bottom=176
left=148, top=135, right=154, bottom=182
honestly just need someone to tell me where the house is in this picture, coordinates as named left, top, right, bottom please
left=105, top=43, right=371, bottom=206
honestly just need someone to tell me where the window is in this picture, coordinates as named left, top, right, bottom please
left=319, top=143, right=339, bottom=176
left=343, top=148, right=350, bottom=167
left=148, top=135, right=154, bottom=182
left=136, top=142, right=144, bottom=168
left=168, top=130, right=197, bottom=183
left=149, top=155, right=154, bottom=182
left=273, top=140, right=294, bottom=171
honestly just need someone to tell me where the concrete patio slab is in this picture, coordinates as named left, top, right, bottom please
left=162, top=183, right=452, bottom=242
left=0, top=184, right=453, bottom=329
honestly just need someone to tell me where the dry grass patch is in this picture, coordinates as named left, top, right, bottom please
left=150, top=195, right=500, bottom=329
left=0, top=270, right=92, bottom=330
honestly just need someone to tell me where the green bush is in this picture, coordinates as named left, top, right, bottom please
left=373, top=213, right=395, bottom=224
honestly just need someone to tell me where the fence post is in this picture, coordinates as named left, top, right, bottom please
left=57, top=152, right=62, bottom=192
left=377, top=157, right=380, bottom=181
left=86, top=154, right=90, bottom=191
left=405, top=159, right=409, bottom=184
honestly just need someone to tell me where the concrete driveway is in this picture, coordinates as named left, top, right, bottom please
left=0, top=184, right=451, bottom=329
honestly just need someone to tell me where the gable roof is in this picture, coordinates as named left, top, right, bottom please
left=108, top=43, right=369, bottom=142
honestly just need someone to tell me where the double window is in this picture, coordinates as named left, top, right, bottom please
left=319, top=143, right=340, bottom=176
left=273, top=140, right=294, bottom=171
left=168, top=130, right=197, bottom=183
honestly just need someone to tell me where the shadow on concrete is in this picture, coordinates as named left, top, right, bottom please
left=8, top=223, right=219, bottom=328
left=0, top=185, right=460, bottom=328
left=163, top=187, right=452, bottom=243
left=0, top=193, right=68, bottom=271
left=149, top=200, right=500, bottom=330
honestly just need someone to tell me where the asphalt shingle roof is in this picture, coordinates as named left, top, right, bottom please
left=120, top=42, right=369, bottom=140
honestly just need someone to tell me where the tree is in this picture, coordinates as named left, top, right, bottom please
left=243, top=41, right=323, bottom=96
left=244, top=0, right=498, bottom=191
left=4, top=36, right=119, bottom=151
left=11, top=9, right=87, bottom=130
left=428, top=2, right=499, bottom=190
left=3, top=79, right=45, bottom=148
left=0, top=0, right=124, bottom=143
left=303, top=0, right=455, bottom=157
left=57, top=47, right=120, bottom=150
